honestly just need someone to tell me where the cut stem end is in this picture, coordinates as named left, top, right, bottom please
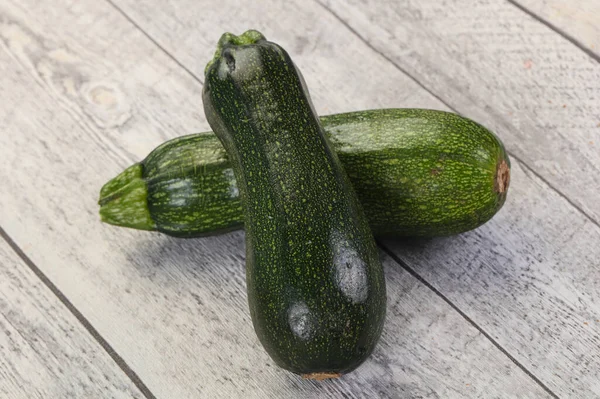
left=98, top=164, right=156, bottom=231
left=302, top=372, right=342, bottom=381
left=495, top=159, right=510, bottom=194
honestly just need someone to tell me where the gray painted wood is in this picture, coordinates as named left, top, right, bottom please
left=0, top=239, right=144, bottom=398
left=318, top=0, right=600, bottom=228
left=0, top=0, right=555, bottom=397
left=510, top=0, right=600, bottom=60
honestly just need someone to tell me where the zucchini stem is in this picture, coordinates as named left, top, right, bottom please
left=98, top=164, right=156, bottom=231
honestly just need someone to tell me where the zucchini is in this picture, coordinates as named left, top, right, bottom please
left=202, top=30, right=386, bottom=378
left=99, top=109, right=510, bottom=237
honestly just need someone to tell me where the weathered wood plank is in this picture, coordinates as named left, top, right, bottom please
left=509, top=0, right=600, bottom=61
left=0, top=237, right=144, bottom=398
left=0, top=0, right=552, bottom=397
left=318, top=0, right=600, bottom=226
left=106, top=0, right=600, bottom=396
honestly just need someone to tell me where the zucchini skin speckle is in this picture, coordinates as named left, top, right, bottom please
left=202, top=30, right=386, bottom=377
left=99, top=109, right=510, bottom=238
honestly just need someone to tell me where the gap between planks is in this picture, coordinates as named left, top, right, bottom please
left=506, top=0, right=600, bottom=64
left=0, top=226, right=158, bottom=399
left=377, top=242, right=560, bottom=399
left=105, top=0, right=203, bottom=85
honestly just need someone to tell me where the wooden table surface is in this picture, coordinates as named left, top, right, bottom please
left=1, top=0, right=599, bottom=398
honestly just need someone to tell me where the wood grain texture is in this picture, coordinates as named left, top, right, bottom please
left=0, top=0, right=553, bottom=397
left=319, top=0, right=600, bottom=227
left=106, top=0, right=443, bottom=115
left=105, top=0, right=600, bottom=397
left=0, top=238, right=144, bottom=399
left=510, top=0, right=600, bottom=60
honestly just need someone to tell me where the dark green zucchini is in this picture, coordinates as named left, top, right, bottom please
left=99, top=109, right=510, bottom=237
left=202, top=30, right=386, bottom=378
